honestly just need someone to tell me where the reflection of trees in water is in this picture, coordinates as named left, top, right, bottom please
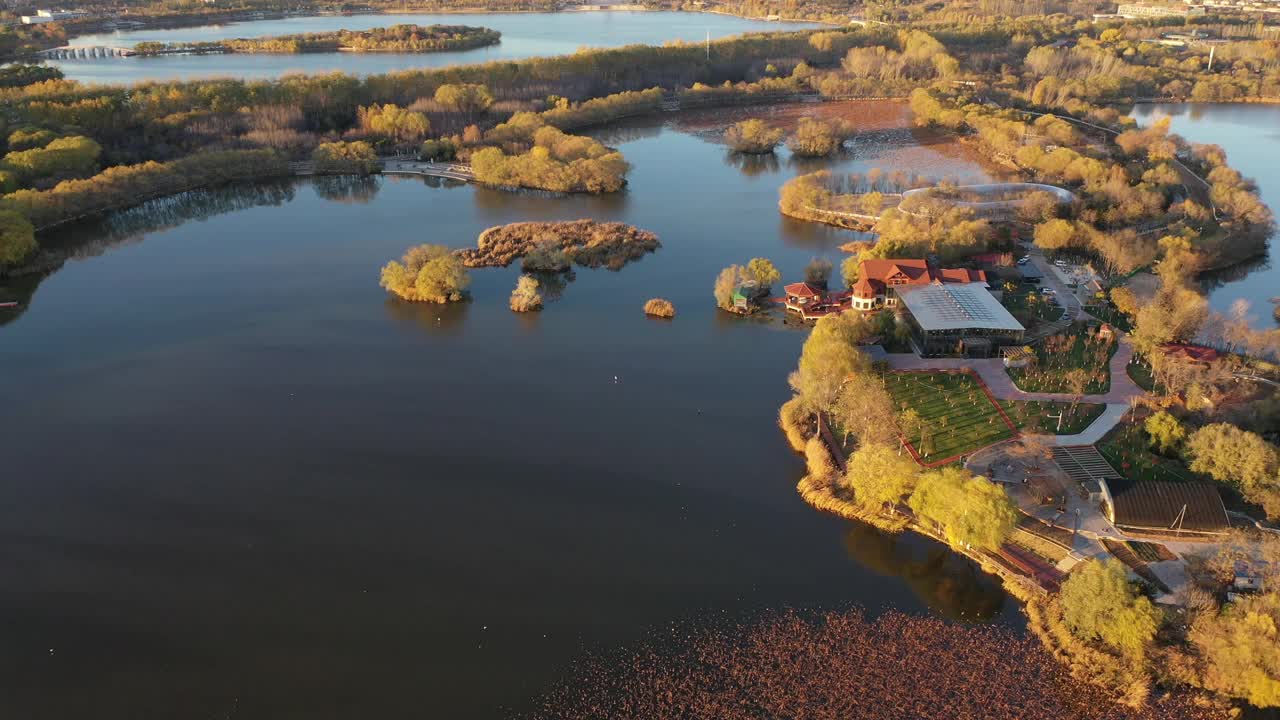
left=43, top=181, right=298, bottom=263
left=470, top=184, right=629, bottom=217
left=1198, top=251, right=1271, bottom=293
left=2, top=182, right=299, bottom=324
left=584, top=119, right=664, bottom=147
left=529, top=270, right=572, bottom=302
left=723, top=150, right=780, bottom=177
left=382, top=295, right=470, bottom=335
left=312, top=175, right=381, bottom=204
left=842, top=523, right=1006, bottom=622
left=0, top=271, right=45, bottom=327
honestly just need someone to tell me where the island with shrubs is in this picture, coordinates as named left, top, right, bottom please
left=456, top=220, right=660, bottom=271
left=132, top=24, right=501, bottom=56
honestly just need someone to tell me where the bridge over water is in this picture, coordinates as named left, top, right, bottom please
left=36, top=45, right=135, bottom=59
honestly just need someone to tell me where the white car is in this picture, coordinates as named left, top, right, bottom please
left=1053, top=259, right=1069, bottom=267
left=1016, top=257, right=1030, bottom=265
left=1040, top=288, right=1056, bottom=295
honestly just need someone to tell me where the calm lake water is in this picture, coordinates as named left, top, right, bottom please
left=0, top=104, right=1012, bottom=719
left=50, top=11, right=821, bottom=84
left=1130, top=103, right=1280, bottom=327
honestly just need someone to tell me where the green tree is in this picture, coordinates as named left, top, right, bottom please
left=907, top=467, right=1017, bottom=551
left=1058, top=558, right=1161, bottom=657
left=0, top=209, right=37, bottom=267
left=846, top=443, right=918, bottom=513
left=724, top=119, right=785, bottom=154
left=745, top=257, right=780, bottom=288
left=380, top=244, right=470, bottom=303
left=841, top=254, right=862, bottom=288
left=1144, top=411, right=1186, bottom=455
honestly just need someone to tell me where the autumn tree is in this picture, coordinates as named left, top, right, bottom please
left=1187, top=424, right=1280, bottom=518
left=804, top=257, right=833, bottom=286
left=0, top=209, right=37, bottom=267
left=509, top=274, right=543, bottom=312
left=1190, top=592, right=1280, bottom=707
left=745, top=257, right=781, bottom=289
left=713, top=265, right=743, bottom=311
left=789, top=311, right=875, bottom=413
left=1144, top=411, right=1187, bottom=455
left=1058, top=558, right=1161, bottom=657
left=845, top=443, right=918, bottom=513
left=907, top=467, right=1018, bottom=551
left=380, top=244, right=470, bottom=304
left=433, top=83, right=494, bottom=115
left=357, top=104, right=431, bottom=147
left=724, top=119, right=785, bottom=154
left=788, top=118, right=849, bottom=157
left=312, top=141, right=379, bottom=175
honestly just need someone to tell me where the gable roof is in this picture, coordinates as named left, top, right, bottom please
left=859, top=259, right=986, bottom=287
left=851, top=276, right=880, bottom=299
left=784, top=282, right=822, bottom=298
left=1161, top=343, right=1221, bottom=363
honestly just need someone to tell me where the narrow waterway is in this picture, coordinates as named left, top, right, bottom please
left=0, top=103, right=1013, bottom=720
left=46, top=11, right=821, bottom=84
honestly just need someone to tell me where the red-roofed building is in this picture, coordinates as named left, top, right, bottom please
left=1161, top=343, right=1221, bottom=365
left=853, top=259, right=987, bottom=309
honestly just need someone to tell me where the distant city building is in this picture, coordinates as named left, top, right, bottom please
left=1117, top=2, right=1208, bottom=17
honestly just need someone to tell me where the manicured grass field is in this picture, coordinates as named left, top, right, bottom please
left=1000, top=400, right=1107, bottom=435
left=883, top=372, right=1017, bottom=463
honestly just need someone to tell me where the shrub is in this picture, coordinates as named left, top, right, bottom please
left=804, top=436, right=836, bottom=480
left=380, top=244, right=470, bottom=303
left=724, top=119, right=785, bottom=154
left=643, top=298, right=675, bottom=318
left=509, top=274, right=543, bottom=312
left=778, top=396, right=811, bottom=452
left=521, top=240, right=571, bottom=273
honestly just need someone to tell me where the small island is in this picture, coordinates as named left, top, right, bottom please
left=455, top=220, right=660, bottom=271
left=133, top=24, right=501, bottom=56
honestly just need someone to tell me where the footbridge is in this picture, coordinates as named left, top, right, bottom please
left=289, top=159, right=475, bottom=182
left=36, top=45, right=136, bottom=59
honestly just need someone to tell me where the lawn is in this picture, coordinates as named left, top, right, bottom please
left=1000, top=399, right=1107, bottom=435
left=883, top=371, right=1017, bottom=464
left=1002, top=288, right=1065, bottom=327
left=1083, top=302, right=1133, bottom=333
left=1098, top=422, right=1197, bottom=485
left=1126, top=354, right=1163, bottom=393
left=1007, top=323, right=1116, bottom=394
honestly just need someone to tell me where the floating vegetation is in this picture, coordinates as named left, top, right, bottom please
left=456, top=220, right=660, bottom=271
left=526, top=609, right=1230, bottom=720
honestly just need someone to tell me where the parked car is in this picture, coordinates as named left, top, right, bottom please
left=1040, top=287, right=1056, bottom=295
left=1053, top=259, right=1069, bottom=267
left=1016, top=256, right=1030, bottom=265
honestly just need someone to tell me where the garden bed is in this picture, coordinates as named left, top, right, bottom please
left=883, top=371, right=1018, bottom=465
left=1008, top=324, right=1116, bottom=394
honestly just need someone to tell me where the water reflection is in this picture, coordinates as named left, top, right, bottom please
left=589, top=121, right=664, bottom=148
left=382, top=295, right=470, bottom=335
left=313, top=175, right=382, bottom=204
left=530, top=270, right=572, bottom=302
left=842, top=523, right=1006, bottom=622
left=724, top=151, right=780, bottom=177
